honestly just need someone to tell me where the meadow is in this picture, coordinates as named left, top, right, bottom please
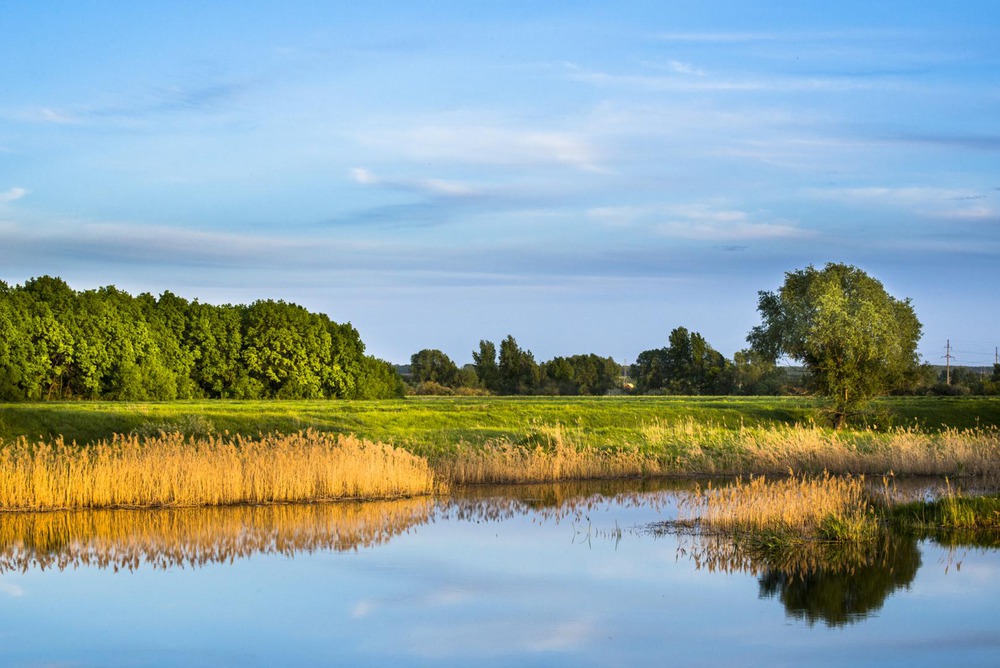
left=1, top=396, right=999, bottom=509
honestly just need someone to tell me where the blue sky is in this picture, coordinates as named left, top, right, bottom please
left=1, top=2, right=998, bottom=366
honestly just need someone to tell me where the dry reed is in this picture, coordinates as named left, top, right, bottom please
left=0, top=430, right=438, bottom=511
left=679, top=473, right=871, bottom=535
left=437, top=424, right=667, bottom=484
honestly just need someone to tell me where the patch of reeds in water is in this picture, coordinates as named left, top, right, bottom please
left=678, top=473, right=875, bottom=541
left=0, top=498, right=435, bottom=572
left=0, top=430, right=438, bottom=511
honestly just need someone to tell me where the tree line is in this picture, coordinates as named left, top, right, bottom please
left=0, top=276, right=404, bottom=401
left=404, top=327, right=789, bottom=397
left=6, top=267, right=996, bottom=413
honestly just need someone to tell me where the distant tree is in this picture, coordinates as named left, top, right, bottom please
left=731, top=349, right=783, bottom=395
left=351, top=356, right=406, bottom=399
left=409, top=349, right=460, bottom=387
left=635, top=327, right=731, bottom=394
left=541, top=354, right=621, bottom=395
left=472, top=340, right=499, bottom=391
left=497, top=335, right=540, bottom=394
left=748, top=263, right=922, bottom=428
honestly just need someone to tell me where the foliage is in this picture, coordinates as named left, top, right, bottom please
left=409, top=349, right=461, bottom=387
left=634, top=327, right=734, bottom=394
left=0, top=276, right=402, bottom=401
left=497, top=335, right=541, bottom=395
left=748, top=263, right=922, bottom=428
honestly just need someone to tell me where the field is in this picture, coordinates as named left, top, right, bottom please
left=3, top=395, right=999, bottom=452
left=1, top=396, right=999, bottom=509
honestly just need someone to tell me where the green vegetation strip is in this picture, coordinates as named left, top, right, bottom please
left=2, top=396, right=998, bottom=450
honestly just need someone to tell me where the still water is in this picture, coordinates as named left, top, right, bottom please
left=1, top=480, right=998, bottom=667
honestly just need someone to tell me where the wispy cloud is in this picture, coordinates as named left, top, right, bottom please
left=26, top=79, right=249, bottom=127
left=812, top=186, right=999, bottom=221
left=0, top=187, right=27, bottom=203
left=359, top=124, right=603, bottom=172
left=0, top=581, right=25, bottom=597
left=565, top=62, right=883, bottom=93
left=350, top=167, right=481, bottom=198
left=654, top=29, right=910, bottom=43
left=588, top=202, right=810, bottom=241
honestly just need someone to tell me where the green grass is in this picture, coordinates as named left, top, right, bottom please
left=1, top=395, right=998, bottom=455
left=0, top=396, right=822, bottom=451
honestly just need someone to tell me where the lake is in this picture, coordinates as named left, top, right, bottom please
left=1, top=479, right=998, bottom=667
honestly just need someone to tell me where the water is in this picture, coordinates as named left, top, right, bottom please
left=1, top=480, right=998, bottom=667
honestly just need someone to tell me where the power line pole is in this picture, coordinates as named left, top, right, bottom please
left=945, top=339, right=953, bottom=385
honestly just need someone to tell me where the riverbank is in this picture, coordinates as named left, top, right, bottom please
left=1, top=420, right=998, bottom=510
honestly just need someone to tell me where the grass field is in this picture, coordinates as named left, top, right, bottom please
left=2, top=395, right=999, bottom=452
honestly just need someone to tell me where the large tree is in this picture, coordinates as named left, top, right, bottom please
left=748, top=263, right=922, bottom=428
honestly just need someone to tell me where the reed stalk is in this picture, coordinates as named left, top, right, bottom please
left=0, top=430, right=438, bottom=511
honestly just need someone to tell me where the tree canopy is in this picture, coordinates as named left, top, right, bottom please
left=748, top=263, right=922, bottom=427
left=0, top=277, right=404, bottom=401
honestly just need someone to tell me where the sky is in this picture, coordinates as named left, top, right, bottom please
left=1, top=1, right=998, bottom=367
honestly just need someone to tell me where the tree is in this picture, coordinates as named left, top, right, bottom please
left=409, top=349, right=460, bottom=387
left=634, top=328, right=732, bottom=395
left=748, top=263, right=922, bottom=428
left=497, top=335, right=539, bottom=395
left=472, top=340, right=499, bottom=391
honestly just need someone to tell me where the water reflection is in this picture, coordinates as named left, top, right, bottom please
left=0, top=498, right=434, bottom=572
left=0, top=478, right=692, bottom=574
left=444, top=477, right=688, bottom=523
left=756, top=535, right=921, bottom=626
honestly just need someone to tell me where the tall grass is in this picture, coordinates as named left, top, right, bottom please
left=0, top=430, right=438, bottom=511
left=679, top=473, right=875, bottom=539
left=435, top=420, right=1000, bottom=484
left=636, top=420, right=1000, bottom=477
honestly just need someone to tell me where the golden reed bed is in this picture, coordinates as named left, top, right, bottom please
left=0, top=430, right=437, bottom=511
left=1, top=421, right=998, bottom=509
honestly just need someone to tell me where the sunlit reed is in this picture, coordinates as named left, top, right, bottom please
left=0, top=430, right=438, bottom=511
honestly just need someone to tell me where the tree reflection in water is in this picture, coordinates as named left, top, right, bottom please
left=675, top=530, right=922, bottom=627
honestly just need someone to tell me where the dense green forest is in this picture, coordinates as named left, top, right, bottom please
left=0, top=276, right=404, bottom=401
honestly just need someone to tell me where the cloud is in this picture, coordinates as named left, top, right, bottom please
left=0, top=187, right=27, bottom=203
left=350, top=167, right=480, bottom=198
left=0, top=219, right=324, bottom=270
left=37, top=107, right=78, bottom=124
left=668, top=60, right=705, bottom=76
left=0, top=581, right=25, bottom=597
left=812, top=186, right=999, bottom=221
left=359, top=124, right=602, bottom=172
left=565, top=63, right=881, bottom=93
left=26, top=79, right=248, bottom=128
left=588, top=202, right=810, bottom=241
left=655, top=219, right=807, bottom=241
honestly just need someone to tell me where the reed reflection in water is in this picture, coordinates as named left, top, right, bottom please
left=0, top=478, right=690, bottom=574
left=0, top=498, right=435, bottom=572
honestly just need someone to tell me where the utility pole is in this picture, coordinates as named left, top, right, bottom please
left=945, top=339, right=953, bottom=385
